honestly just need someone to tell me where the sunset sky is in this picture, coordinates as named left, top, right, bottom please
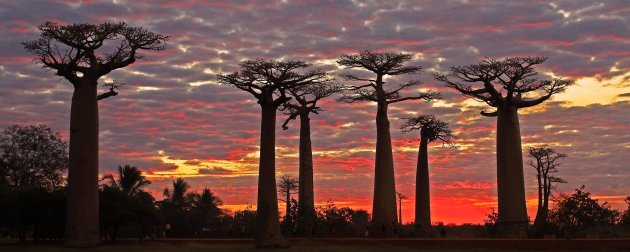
left=0, top=0, right=628, bottom=224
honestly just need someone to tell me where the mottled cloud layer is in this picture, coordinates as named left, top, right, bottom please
left=0, top=0, right=628, bottom=223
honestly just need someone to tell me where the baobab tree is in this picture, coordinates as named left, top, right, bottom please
left=401, top=115, right=454, bottom=237
left=23, top=21, right=167, bottom=247
left=528, top=145, right=567, bottom=238
left=337, top=50, right=440, bottom=237
left=435, top=57, right=571, bottom=237
left=277, top=175, right=298, bottom=233
left=396, top=192, right=407, bottom=229
left=281, top=82, right=342, bottom=236
left=217, top=59, right=328, bottom=248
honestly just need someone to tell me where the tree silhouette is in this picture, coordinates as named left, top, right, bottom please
left=528, top=146, right=567, bottom=238
left=435, top=57, right=571, bottom=237
left=401, top=115, right=454, bottom=237
left=395, top=192, right=407, bottom=229
left=217, top=59, right=328, bottom=248
left=0, top=125, right=68, bottom=190
left=102, top=165, right=151, bottom=196
left=22, top=21, right=167, bottom=247
left=277, top=175, right=299, bottom=224
left=549, top=186, right=620, bottom=238
left=337, top=50, right=440, bottom=237
left=281, top=81, right=341, bottom=237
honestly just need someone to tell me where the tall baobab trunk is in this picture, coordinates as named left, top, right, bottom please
left=532, top=176, right=550, bottom=238
left=297, top=114, right=315, bottom=237
left=495, top=105, right=527, bottom=238
left=414, top=130, right=431, bottom=237
left=255, top=102, right=288, bottom=248
left=370, top=101, right=398, bottom=237
left=66, top=80, right=100, bottom=247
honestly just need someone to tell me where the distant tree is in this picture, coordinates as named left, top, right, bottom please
left=23, top=21, right=167, bottom=247
left=436, top=57, right=571, bottom=238
left=278, top=174, right=299, bottom=234
left=168, top=178, right=191, bottom=207
left=483, top=208, right=499, bottom=237
left=315, top=202, right=370, bottom=237
left=396, top=192, right=407, bottom=229
left=0, top=125, right=68, bottom=190
left=549, top=186, right=620, bottom=238
left=621, top=196, right=630, bottom=231
left=401, top=115, right=454, bottom=237
left=102, top=165, right=151, bottom=195
left=100, top=165, right=156, bottom=243
left=190, top=188, right=224, bottom=235
left=281, top=81, right=341, bottom=237
left=527, top=146, right=567, bottom=238
left=337, top=50, right=440, bottom=237
left=233, top=205, right=257, bottom=237
left=218, top=59, right=328, bottom=248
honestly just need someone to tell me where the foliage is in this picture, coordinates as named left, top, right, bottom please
left=0, top=125, right=68, bottom=190
left=549, top=186, right=620, bottom=237
left=483, top=208, right=499, bottom=237
left=621, top=196, right=630, bottom=230
left=315, top=202, right=370, bottom=237
left=99, top=165, right=157, bottom=242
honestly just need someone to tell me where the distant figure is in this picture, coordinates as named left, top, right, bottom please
left=381, top=223, right=386, bottom=236
left=365, top=226, right=370, bottom=237
left=240, top=226, right=246, bottom=237
left=393, top=221, right=399, bottom=236
left=440, top=224, right=446, bottom=239
left=165, top=223, right=172, bottom=238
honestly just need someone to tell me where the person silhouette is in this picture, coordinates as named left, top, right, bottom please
left=439, top=224, right=446, bottom=239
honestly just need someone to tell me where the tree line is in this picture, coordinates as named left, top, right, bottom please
left=15, top=21, right=627, bottom=248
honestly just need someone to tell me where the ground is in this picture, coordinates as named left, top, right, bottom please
left=1, top=239, right=629, bottom=252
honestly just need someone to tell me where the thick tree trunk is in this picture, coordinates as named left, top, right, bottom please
left=414, top=132, right=431, bottom=237
left=370, top=102, right=398, bottom=237
left=254, top=103, right=288, bottom=248
left=65, top=81, right=100, bottom=247
left=531, top=172, right=545, bottom=238
left=297, top=114, right=315, bottom=237
left=495, top=106, right=528, bottom=238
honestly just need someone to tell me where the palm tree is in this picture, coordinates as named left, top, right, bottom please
left=102, top=165, right=151, bottom=195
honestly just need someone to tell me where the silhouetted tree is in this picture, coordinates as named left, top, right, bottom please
left=621, top=196, right=630, bottom=231
left=23, top=21, right=167, bottom=247
left=102, top=165, right=151, bottom=196
left=337, top=50, right=440, bottom=237
left=281, top=82, right=341, bottom=237
left=315, top=202, right=371, bottom=237
left=435, top=57, right=571, bottom=237
left=278, top=175, right=299, bottom=234
left=217, top=59, right=327, bottom=248
left=549, top=186, right=620, bottom=238
left=233, top=205, right=257, bottom=237
left=396, top=192, right=407, bottom=229
left=0, top=125, right=68, bottom=190
left=483, top=208, right=499, bottom=237
left=189, top=188, right=224, bottom=235
left=100, top=165, right=155, bottom=243
left=401, top=115, right=454, bottom=237
left=528, top=146, right=567, bottom=238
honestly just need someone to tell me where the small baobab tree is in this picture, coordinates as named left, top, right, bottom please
left=23, top=21, right=167, bottom=247
left=396, top=192, right=407, bottom=228
left=281, top=82, right=342, bottom=236
left=277, top=175, right=299, bottom=234
left=217, top=59, right=328, bottom=248
left=435, top=57, right=571, bottom=237
left=337, top=50, right=440, bottom=237
left=528, top=145, right=567, bottom=238
left=401, top=115, right=454, bottom=237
